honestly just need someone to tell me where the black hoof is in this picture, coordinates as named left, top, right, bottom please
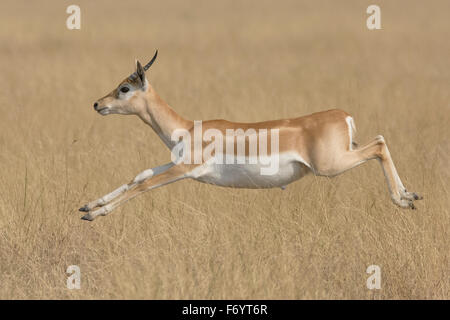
left=79, top=205, right=89, bottom=212
left=81, top=214, right=93, bottom=221
left=413, top=193, right=423, bottom=200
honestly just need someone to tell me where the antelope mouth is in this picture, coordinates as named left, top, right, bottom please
left=97, top=107, right=110, bottom=115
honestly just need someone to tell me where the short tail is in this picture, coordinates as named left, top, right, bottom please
left=345, top=116, right=357, bottom=150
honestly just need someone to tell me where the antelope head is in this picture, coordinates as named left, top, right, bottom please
left=93, top=50, right=158, bottom=116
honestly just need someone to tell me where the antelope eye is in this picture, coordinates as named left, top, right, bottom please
left=120, top=86, right=130, bottom=93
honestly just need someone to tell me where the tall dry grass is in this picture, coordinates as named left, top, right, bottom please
left=0, top=0, right=448, bottom=299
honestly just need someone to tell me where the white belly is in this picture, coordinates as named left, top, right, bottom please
left=193, top=153, right=310, bottom=189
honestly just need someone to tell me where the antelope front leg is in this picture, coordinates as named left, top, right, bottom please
left=80, top=164, right=189, bottom=221
left=79, top=163, right=174, bottom=213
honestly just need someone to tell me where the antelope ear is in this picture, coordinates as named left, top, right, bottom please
left=135, top=60, right=146, bottom=86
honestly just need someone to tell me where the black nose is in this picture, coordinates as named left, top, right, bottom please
left=93, top=102, right=98, bottom=110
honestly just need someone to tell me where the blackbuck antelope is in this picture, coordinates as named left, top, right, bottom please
left=80, top=51, right=422, bottom=221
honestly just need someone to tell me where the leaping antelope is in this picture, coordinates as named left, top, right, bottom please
left=79, top=51, right=422, bottom=221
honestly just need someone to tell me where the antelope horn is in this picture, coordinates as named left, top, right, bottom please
left=144, top=50, right=158, bottom=71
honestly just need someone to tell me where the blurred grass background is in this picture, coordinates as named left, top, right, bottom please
left=0, top=0, right=448, bottom=299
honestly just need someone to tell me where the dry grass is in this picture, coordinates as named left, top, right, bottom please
left=0, top=0, right=448, bottom=299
